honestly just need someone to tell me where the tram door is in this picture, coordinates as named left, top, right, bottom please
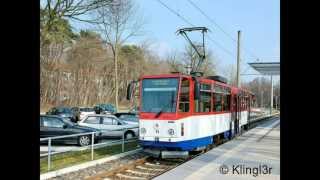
left=247, top=96, right=251, bottom=128
left=231, top=95, right=240, bottom=136
left=237, top=96, right=241, bottom=134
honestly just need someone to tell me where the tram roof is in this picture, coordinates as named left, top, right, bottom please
left=141, top=73, right=254, bottom=95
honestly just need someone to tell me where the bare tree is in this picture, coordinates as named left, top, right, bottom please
left=166, top=43, right=217, bottom=76
left=181, top=43, right=200, bottom=72
left=40, top=0, right=112, bottom=26
left=242, top=77, right=274, bottom=108
left=222, top=64, right=237, bottom=86
left=166, top=50, right=184, bottom=73
left=94, top=0, right=144, bottom=109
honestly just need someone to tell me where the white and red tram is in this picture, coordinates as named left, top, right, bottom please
left=128, top=73, right=254, bottom=158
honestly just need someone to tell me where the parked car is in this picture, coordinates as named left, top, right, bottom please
left=114, top=112, right=139, bottom=125
left=78, top=107, right=95, bottom=120
left=95, top=104, right=117, bottom=114
left=46, top=106, right=76, bottom=122
left=40, top=115, right=102, bottom=146
left=78, top=114, right=138, bottom=139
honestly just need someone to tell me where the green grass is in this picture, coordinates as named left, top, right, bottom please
left=40, top=140, right=140, bottom=174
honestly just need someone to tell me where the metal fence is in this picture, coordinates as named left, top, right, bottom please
left=40, top=128, right=139, bottom=171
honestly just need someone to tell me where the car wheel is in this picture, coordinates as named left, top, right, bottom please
left=125, top=131, right=134, bottom=139
left=78, top=135, right=91, bottom=146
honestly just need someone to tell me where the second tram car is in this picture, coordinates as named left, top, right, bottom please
left=128, top=73, right=254, bottom=158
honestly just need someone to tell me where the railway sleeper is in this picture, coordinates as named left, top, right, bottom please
left=126, top=169, right=157, bottom=176
left=136, top=165, right=165, bottom=171
left=116, top=173, right=148, bottom=180
left=144, top=162, right=169, bottom=167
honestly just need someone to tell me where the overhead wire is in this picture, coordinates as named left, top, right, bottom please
left=156, top=0, right=238, bottom=59
left=156, top=0, right=263, bottom=75
left=187, top=0, right=260, bottom=61
left=186, top=0, right=262, bottom=72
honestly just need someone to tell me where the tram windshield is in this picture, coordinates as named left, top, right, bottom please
left=141, top=78, right=179, bottom=113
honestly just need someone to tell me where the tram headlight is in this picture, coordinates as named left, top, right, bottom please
left=168, top=128, right=175, bottom=136
left=140, top=128, right=146, bottom=134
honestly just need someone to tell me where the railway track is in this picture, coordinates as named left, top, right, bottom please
left=86, top=157, right=188, bottom=180
left=85, top=142, right=224, bottom=180
left=83, top=115, right=278, bottom=180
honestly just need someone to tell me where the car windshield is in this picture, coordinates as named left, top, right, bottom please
left=119, top=115, right=138, bottom=122
left=118, top=119, right=128, bottom=125
left=62, top=117, right=76, bottom=126
left=141, top=78, right=179, bottom=113
left=57, top=108, right=72, bottom=113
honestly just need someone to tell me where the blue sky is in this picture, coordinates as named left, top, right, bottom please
left=133, top=0, right=280, bottom=82
left=71, top=0, right=279, bottom=82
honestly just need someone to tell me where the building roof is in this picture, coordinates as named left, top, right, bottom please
left=248, top=62, right=280, bottom=75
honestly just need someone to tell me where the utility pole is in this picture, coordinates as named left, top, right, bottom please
left=261, top=90, right=264, bottom=108
left=259, top=77, right=263, bottom=108
left=270, top=75, right=273, bottom=115
left=236, top=30, right=241, bottom=87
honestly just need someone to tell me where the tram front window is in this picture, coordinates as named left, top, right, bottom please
left=141, top=78, right=179, bottom=113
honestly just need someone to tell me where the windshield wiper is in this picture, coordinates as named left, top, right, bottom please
left=155, top=109, right=163, bottom=118
left=155, top=91, right=175, bottom=118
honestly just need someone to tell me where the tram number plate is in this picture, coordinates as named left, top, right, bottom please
left=154, top=137, right=159, bottom=142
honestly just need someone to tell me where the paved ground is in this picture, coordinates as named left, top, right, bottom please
left=154, top=116, right=280, bottom=180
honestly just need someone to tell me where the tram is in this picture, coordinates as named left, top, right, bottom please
left=126, top=27, right=255, bottom=158
left=127, top=73, right=254, bottom=158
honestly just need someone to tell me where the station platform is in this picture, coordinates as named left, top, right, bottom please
left=154, top=116, right=280, bottom=180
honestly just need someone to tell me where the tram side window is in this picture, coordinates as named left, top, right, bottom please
left=246, top=98, right=248, bottom=110
left=214, top=93, right=222, bottom=112
left=200, top=91, right=211, bottom=112
left=223, top=95, right=230, bottom=111
left=240, top=97, right=243, bottom=110
left=243, top=98, right=247, bottom=110
left=198, top=84, right=211, bottom=112
left=179, top=78, right=190, bottom=112
left=242, top=97, right=244, bottom=110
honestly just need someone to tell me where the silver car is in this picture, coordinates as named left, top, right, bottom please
left=78, top=114, right=138, bottom=139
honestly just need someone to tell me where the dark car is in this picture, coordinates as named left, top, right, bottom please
left=114, top=112, right=139, bottom=125
left=40, top=115, right=102, bottom=146
left=46, top=106, right=76, bottom=122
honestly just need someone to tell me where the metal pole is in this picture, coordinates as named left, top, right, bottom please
left=270, top=75, right=273, bottom=115
left=261, top=90, right=264, bottom=109
left=91, top=132, right=94, bottom=160
left=122, top=129, right=125, bottom=152
left=236, top=30, right=241, bottom=87
left=48, top=138, right=51, bottom=171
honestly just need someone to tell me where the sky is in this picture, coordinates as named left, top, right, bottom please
left=71, top=0, right=280, bottom=83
